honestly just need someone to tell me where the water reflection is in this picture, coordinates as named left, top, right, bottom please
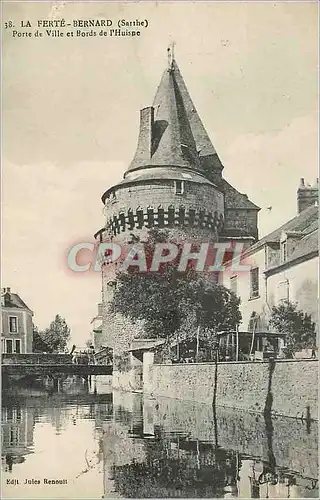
left=1, top=376, right=318, bottom=499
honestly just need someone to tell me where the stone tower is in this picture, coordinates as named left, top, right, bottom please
left=95, top=52, right=260, bottom=370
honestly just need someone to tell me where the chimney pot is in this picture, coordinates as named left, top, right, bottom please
left=6, top=287, right=11, bottom=293
left=299, top=178, right=305, bottom=188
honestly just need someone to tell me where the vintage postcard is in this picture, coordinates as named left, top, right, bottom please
left=1, top=1, right=318, bottom=499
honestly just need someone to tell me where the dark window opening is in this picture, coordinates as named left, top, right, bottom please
left=127, top=211, right=134, bottom=230
left=147, top=208, right=154, bottom=228
left=250, top=267, right=259, bottom=298
left=6, top=340, right=13, bottom=354
left=230, top=276, right=238, bottom=296
left=158, top=208, right=165, bottom=227
left=188, top=209, right=196, bottom=226
left=174, top=180, right=184, bottom=195
left=178, top=207, right=185, bottom=225
left=9, top=317, right=17, bottom=333
left=136, top=209, right=144, bottom=229
left=168, top=207, right=175, bottom=226
left=15, top=339, right=21, bottom=354
left=281, top=241, right=287, bottom=262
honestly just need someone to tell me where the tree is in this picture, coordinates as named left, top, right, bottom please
left=32, top=326, right=50, bottom=353
left=85, top=338, right=93, bottom=349
left=110, top=230, right=241, bottom=350
left=35, top=315, right=71, bottom=353
left=269, top=301, right=316, bottom=358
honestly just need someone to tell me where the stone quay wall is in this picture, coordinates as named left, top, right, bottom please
left=147, top=359, right=318, bottom=420
left=2, top=353, right=72, bottom=365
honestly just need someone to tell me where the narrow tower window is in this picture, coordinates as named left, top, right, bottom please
left=174, top=180, right=184, bottom=195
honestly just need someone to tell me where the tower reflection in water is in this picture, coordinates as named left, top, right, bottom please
left=1, top=379, right=318, bottom=499
left=100, top=392, right=319, bottom=499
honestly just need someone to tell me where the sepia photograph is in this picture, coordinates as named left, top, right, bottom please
left=1, top=1, right=319, bottom=498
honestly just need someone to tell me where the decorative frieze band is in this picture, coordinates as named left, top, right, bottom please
left=105, top=207, right=224, bottom=235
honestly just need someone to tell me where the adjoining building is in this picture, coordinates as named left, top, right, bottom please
left=90, top=302, right=103, bottom=350
left=222, top=179, right=319, bottom=337
left=1, top=288, right=34, bottom=354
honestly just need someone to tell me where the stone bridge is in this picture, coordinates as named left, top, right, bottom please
left=1, top=353, right=113, bottom=378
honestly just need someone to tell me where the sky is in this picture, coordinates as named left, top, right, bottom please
left=2, top=1, right=318, bottom=347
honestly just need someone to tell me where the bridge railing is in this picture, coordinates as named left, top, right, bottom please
left=2, top=353, right=72, bottom=365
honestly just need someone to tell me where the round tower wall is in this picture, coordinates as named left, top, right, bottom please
left=100, top=178, right=225, bottom=387
left=104, top=180, right=224, bottom=240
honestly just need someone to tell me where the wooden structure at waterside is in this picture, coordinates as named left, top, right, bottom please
left=94, top=346, right=113, bottom=365
left=216, top=330, right=287, bottom=362
left=162, top=329, right=287, bottom=363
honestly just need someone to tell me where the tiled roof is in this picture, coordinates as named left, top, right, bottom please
left=129, top=338, right=166, bottom=352
left=126, top=58, right=224, bottom=179
left=222, top=179, right=260, bottom=210
left=128, top=59, right=202, bottom=174
left=287, top=230, right=318, bottom=263
left=167, top=60, right=222, bottom=162
left=246, top=204, right=318, bottom=255
left=265, top=229, right=318, bottom=275
left=2, top=292, right=32, bottom=311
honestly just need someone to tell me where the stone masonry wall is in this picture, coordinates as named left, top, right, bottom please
left=224, top=208, right=258, bottom=239
left=148, top=359, right=318, bottom=419
left=106, top=181, right=224, bottom=220
left=100, top=179, right=224, bottom=359
left=104, top=181, right=224, bottom=237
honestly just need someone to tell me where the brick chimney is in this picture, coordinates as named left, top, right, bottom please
left=297, top=178, right=319, bottom=214
left=1, top=287, right=10, bottom=306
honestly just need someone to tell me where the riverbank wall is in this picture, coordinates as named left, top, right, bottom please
left=144, top=358, right=318, bottom=420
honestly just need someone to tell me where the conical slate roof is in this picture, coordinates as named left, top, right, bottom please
left=155, top=59, right=217, bottom=159
left=126, top=58, right=222, bottom=177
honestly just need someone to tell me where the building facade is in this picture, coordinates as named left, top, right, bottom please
left=1, top=288, right=34, bottom=354
left=90, top=302, right=103, bottom=351
left=95, top=51, right=260, bottom=359
left=222, top=179, right=319, bottom=336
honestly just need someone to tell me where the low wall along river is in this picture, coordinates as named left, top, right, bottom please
left=144, top=358, right=318, bottom=420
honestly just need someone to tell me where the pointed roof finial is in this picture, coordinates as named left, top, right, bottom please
left=167, top=41, right=176, bottom=68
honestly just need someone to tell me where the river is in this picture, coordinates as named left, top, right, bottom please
left=1, top=376, right=318, bottom=499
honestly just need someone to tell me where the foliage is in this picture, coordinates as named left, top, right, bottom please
left=85, top=338, right=93, bottom=348
left=110, top=435, right=237, bottom=498
left=269, top=301, right=316, bottom=357
left=33, top=315, right=71, bottom=353
left=32, top=327, right=50, bottom=353
left=110, top=229, right=241, bottom=347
